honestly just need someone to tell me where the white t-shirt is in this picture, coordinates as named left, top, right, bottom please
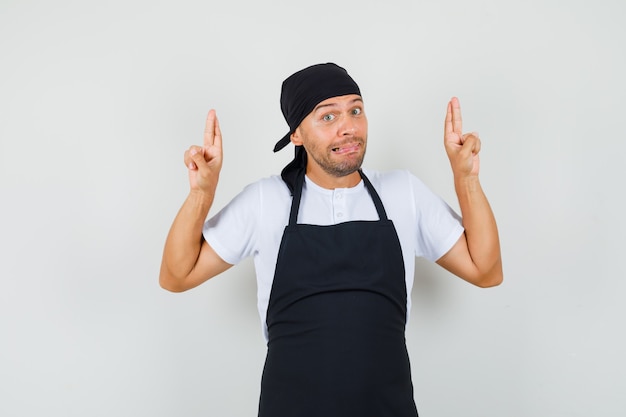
left=203, top=169, right=464, bottom=340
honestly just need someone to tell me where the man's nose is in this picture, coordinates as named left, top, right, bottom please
left=338, top=114, right=357, bottom=136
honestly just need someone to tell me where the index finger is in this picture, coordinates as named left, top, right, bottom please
left=203, top=109, right=221, bottom=148
left=444, top=97, right=462, bottom=136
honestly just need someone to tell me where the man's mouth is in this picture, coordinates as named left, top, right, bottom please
left=331, top=143, right=361, bottom=155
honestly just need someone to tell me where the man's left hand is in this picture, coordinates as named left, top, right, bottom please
left=444, top=97, right=480, bottom=178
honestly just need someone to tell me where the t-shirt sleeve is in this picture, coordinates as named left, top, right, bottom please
left=202, top=182, right=260, bottom=265
left=409, top=173, right=464, bottom=262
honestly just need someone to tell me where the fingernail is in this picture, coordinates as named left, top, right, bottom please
left=190, top=149, right=197, bottom=156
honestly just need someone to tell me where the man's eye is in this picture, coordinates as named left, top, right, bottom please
left=352, top=108, right=362, bottom=115
left=323, top=114, right=335, bottom=122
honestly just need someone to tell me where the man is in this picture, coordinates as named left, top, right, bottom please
left=160, top=63, right=503, bottom=416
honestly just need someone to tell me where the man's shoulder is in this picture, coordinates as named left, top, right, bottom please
left=362, top=168, right=435, bottom=204
left=238, top=174, right=291, bottom=202
left=362, top=168, right=416, bottom=188
left=247, top=174, right=284, bottom=187
left=210, top=174, right=290, bottom=223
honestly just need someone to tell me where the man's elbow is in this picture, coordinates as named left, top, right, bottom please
left=475, top=274, right=503, bottom=288
left=159, top=268, right=191, bottom=293
left=160, top=279, right=183, bottom=293
left=474, top=262, right=503, bottom=288
left=160, top=280, right=188, bottom=293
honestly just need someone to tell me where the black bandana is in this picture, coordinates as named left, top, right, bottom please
left=274, top=63, right=361, bottom=192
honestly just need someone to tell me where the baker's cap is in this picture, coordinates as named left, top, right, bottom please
left=273, top=63, right=361, bottom=152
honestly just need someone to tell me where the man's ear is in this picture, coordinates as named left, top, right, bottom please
left=290, top=128, right=303, bottom=146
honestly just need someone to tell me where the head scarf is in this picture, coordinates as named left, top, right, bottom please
left=274, top=63, right=361, bottom=193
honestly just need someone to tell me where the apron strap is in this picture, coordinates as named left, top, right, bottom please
left=288, top=169, right=389, bottom=225
left=359, top=170, right=389, bottom=221
left=288, top=168, right=306, bottom=225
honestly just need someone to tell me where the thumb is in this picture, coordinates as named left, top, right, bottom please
left=189, top=148, right=207, bottom=170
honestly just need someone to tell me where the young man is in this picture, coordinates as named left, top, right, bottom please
left=160, top=63, right=502, bottom=416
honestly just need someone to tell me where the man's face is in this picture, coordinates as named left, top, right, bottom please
left=290, top=94, right=368, bottom=179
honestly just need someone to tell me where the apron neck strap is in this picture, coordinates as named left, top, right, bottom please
left=289, top=169, right=389, bottom=225
left=359, top=170, right=389, bottom=221
left=289, top=168, right=306, bottom=225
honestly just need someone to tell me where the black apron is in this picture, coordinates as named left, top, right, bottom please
left=259, top=170, right=418, bottom=417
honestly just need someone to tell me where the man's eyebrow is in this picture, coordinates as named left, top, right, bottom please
left=313, top=98, right=363, bottom=113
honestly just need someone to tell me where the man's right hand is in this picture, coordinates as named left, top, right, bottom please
left=184, top=109, right=223, bottom=194
left=160, top=109, right=231, bottom=292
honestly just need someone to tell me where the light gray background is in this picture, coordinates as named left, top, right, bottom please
left=1, top=0, right=625, bottom=416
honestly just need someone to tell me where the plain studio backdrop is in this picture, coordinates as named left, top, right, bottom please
left=1, top=0, right=624, bottom=416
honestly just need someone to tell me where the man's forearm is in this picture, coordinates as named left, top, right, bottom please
left=455, top=176, right=503, bottom=283
left=160, top=190, right=214, bottom=285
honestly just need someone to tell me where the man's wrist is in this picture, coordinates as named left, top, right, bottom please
left=188, top=189, right=215, bottom=210
left=454, top=175, right=481, bottom=195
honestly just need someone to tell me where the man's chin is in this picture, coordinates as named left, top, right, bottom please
left=327, top=158, right=365, bottom=177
